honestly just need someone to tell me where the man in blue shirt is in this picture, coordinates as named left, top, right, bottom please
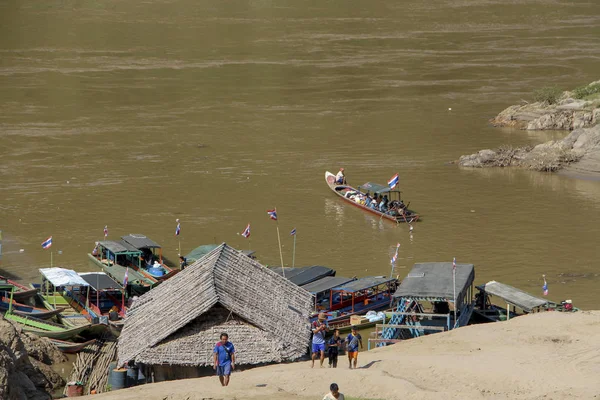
left=345, top=327, right=363, bottom=369
left=213, top=332, right=235, bottom=386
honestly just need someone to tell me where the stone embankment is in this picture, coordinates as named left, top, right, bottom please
left=460, top=80, right=600, bottom=173
left=0, top=315, right=66, bottom=400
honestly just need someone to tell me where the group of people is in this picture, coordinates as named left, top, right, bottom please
left=213, top=330, right=349, bottom=399
left=311, top=313, right=363, bottom=369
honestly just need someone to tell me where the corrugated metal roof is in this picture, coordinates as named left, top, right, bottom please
left=270, top=266, right=335, bottom=286
left=393, top=262, right=475, bottom=300
left=99, top=240, right=141, bottom=254
left=121, top=234, right=161, bottom=249
left=333, top=276, right=396, bottom=293
left=79, top=272, right=122, bottom=291
left=477, top=281, right=548, bottom=312
left=300, top=276, right=356, bottom=294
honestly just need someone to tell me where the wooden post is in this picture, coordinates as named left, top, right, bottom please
left=274, top=209, right=285, bottom=278
left=292, top=233, right=296, bottom=268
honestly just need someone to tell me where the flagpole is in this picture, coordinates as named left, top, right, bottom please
left=452, top=262, right=457, bottom=328
left=50, top=251, right=53, bottom=268
left=292, top=233, right=296, bottom=268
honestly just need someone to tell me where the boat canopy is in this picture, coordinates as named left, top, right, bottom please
left=121, top=234, right=161, bottom=249
left=357, top=182, right=400, bottom=195
left=476, top=281, right=548, bottom=313
left=185, top=244, right=255, bottom=262
left=270, top=265, right=336, bottom=286
left=39, top=268, right=89, bottom=287
left=78, top=272, right=122, bottom=291
left=99, top=240, right=141, bottom=255
left=301, top=276, right=356, bottom=295
left=333, top=276, right=396, bottom=293
left=393, top=262, right=475, bottom=305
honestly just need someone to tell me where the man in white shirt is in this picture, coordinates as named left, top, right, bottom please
left=323, top=383, right=345, bottom=400
left=335, top=168, right=346, bottom=184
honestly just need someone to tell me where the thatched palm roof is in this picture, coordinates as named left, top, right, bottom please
left=118, top=243, right=313, bottom=367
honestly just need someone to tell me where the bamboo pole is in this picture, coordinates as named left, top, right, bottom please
left=292, top=233, right=296, bottom=268
left=274, top=209, right=285, bottom=278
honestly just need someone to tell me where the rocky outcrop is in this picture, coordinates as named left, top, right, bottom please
left=459, top=124, right=600, bottom=172
left=491, top=79, right=600, bottom=131
left=491, top=98, right=599, bottom=131
left=0, top=315, right=67, bottom=400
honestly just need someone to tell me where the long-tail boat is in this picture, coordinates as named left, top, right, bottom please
left=0, top=297, right=66, bottom=319
left=120, top=234, right=179, bottom=280
left=325, top=171, right=419, bottom=223
left=5, top=313, right=93, bottom=340
left=49, top=338, right=97, bottom=353
left=0, top=275, right=39, bottom=301
left=313, top=276, right=398, bottom=329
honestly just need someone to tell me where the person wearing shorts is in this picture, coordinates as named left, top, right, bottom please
left=311, top=313, right=329, bottom=368
left=345, top=327, right=363, bottom=369
left=213, top=332, right=235, bottom=386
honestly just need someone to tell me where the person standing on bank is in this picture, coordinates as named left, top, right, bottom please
left=213, top=332, right=235, bottom=386
left=311, top=313, right=329, bottom=368
left=327, top=329, right=343, bottom=368
left=345, top=326, right=363, bottom=369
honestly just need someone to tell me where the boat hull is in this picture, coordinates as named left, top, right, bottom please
left=0, top=298, right=66, bottom=320
left=49, top=338, right=97, bottom=353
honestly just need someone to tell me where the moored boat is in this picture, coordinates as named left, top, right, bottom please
left=48, top=338, right=97, bottom=353
left=0, top=275, right=39, bottom=301
left=472, top=280, right=578, bottom=323
left=121, top=234, right=179, bottom=281
left=0, top=297, right=66, bottom=319
left=4, top=313, right=92, bottom=340
left=314, top=276, right=398, bottom=328
left=325, top=171, right=419, bottom=223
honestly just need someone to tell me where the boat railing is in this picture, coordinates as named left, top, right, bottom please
left=62, top=289, right=99, bottom=321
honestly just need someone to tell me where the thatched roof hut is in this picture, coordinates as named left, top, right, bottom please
left=117, top=243, right=313, bottom=372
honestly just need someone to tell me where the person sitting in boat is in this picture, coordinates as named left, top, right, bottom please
left=179, top=256, right=188, bottom=270
left=152, top=260, right=162, bottom=269
left=335, top=168, right=346, bottom=185
left=378, top=195, right=388, bottom=212
left=364, top=193, right=372, bottom=207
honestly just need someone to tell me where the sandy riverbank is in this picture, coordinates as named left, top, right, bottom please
left=90, top=311, right=600, bottom=400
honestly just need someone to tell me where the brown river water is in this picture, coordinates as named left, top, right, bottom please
left=1, top=0, right=600, bottom=309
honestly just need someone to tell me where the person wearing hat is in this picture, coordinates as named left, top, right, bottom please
left=335, top=168, right=346, bottom=185
left=323, top=383, right=345, bottom=400
left=311, top=313, right=329, bottom=368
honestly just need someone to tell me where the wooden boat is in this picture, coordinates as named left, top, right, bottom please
left=472, top=281, right=578, bottom=323
left=88, top=234, right=178, bottom=296
left=49, top=338, right=96, bottom=353
left=4, top=313, right=92, bottom=340
left=0, top=297, right=66, bottom=319
left=0, top=275, right=39, bottom=301
left=312, top=276, right=398, bottom=328
left=325, top=172, right=419, bottom=223
left=373, top=262, right=476, bottom=348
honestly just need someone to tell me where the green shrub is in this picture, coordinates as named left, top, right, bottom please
left=533, top=86, right=562, bottom=105
left=572, top=83, right=600, bottom=99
